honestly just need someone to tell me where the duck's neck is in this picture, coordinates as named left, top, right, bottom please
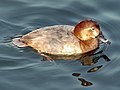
left=79, top=38, right=99, bottom=53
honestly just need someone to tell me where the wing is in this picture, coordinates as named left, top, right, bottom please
left=19, top=25, right=82, bottom=54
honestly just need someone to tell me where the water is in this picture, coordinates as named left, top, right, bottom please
left=0, top=0, right=120, bottom=90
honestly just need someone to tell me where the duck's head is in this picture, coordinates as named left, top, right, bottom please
left=74, top=20, right=100, bottom=41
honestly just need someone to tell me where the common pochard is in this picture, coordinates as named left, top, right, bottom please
left=12, top=20, right=110, bottom=60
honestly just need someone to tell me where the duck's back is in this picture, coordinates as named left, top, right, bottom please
left=18, top=25, right=82, bottom=55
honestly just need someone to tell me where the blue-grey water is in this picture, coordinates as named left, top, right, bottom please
left=0, top=0, right=120, bottom=90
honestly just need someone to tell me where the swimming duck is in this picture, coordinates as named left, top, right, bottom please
left=12, top=20, right=110, bottom=60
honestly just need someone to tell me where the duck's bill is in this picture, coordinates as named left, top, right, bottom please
left=98, top=32, right=111, bottom=45
left=99, top=37, right=111, bottom=45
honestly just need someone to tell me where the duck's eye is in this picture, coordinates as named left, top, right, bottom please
left=91, top=28, right=95, bottom=30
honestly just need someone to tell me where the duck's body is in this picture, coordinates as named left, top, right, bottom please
left=20, top=25, right=82, bottom=55
left=12, top=20, right=109, bottom=60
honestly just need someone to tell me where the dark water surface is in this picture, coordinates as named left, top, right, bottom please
left=0, top=0, right=120, bottom=90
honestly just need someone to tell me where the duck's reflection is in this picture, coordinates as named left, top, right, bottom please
left=72, top=50, right=110, bottom=86
left=42, top=49, right=110, bottom=87
left=78, top=78, right=93, bottom=86
left=80, top=50, right=110, bottom=66
left=87, top=65, right=103, bottom=73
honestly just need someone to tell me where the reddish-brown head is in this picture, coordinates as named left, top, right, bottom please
left=74, top=20, right=100, bottom=40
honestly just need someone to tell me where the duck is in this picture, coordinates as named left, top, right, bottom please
left=12, top=20, right=110, bottom=60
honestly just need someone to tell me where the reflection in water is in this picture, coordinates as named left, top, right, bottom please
left=72, top=73, right=81, bottom=77
left=78, top=78, right=93, bottom=86
left=72, top=50, right=110, bottom=86
left=42, top=48, right=110, bottom=87
left=87, top=65, right=103, bottom=73
left=81, top=50, right=110, bottom=66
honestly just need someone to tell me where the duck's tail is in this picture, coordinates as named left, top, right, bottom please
left=12, top=38, right=28, bottom=47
